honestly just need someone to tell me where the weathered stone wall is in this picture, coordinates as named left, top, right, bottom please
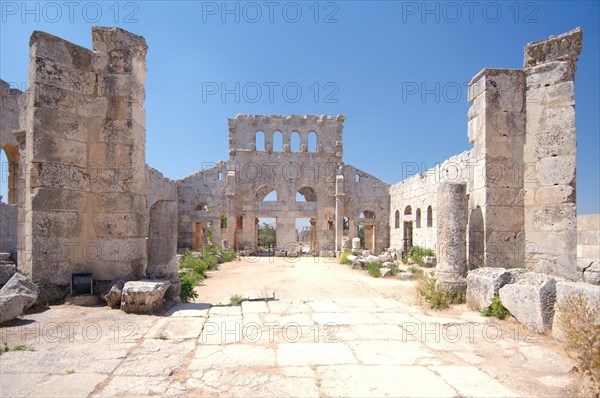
left=0, top=201, right=17, bottom=254
left=523, top=28, right=581, bottom=279
left=342, top=164, right=390, bottom=252
left=0, top=80, right=22, bottom=205
left=389, top=151, right=471, bottom=255
left=146, top=165, right=177, bottom=208
left=20, top=28, right=148, bottom=290
left=577, top=214, right=599, bottom=270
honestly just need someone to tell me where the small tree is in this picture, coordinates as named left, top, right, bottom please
left=258, top=222, right=276, bottom=249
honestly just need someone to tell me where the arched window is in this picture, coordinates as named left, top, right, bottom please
left=290, top=131, right=300, bottom=152
left=194, top=202, right=209, bottom=211
left=360, top=210, right=375, bottom=219
left=404, top=205, right=412, bottom=215
left=308, top=131, right=317, bottom=152
left=355, top=174, right=360, bottom=183
left=256, top=186, right=277, bottom=201
left=416, top=208, right=421, bottom=228
left=255, top=131, right=265, bottom=151
left=427, top=206, right=433, bottom=227
left=394, top=210, right=400, bottom=229
left=296, top=186, right=317, bottom=202
left=273, top=131, right=282, bottom=152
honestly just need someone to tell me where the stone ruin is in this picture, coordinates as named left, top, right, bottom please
left=0, top=27, right=597, bottom=330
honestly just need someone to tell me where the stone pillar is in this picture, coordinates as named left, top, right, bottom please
left=147, top=200, right=178, bottom=279
left=436, top=182, right=467, bottom=292
left=523, top=28, right=581, bottom=279
left=335, top=175, right=344, bottom=253
left=467, top=69, right=526, bottom=268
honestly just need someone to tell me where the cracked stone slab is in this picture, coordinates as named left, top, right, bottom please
left=145, top=317, right=205, bottom=340
left=27, top=373, right=108, bottom=398
left=163, top=302, right=211, bottom=317
left=112, top=339, right=195, bottom=377
left=350, top=340, right=435, bottom=365
left=431, top=365, right=522, bottom=397
left=276, top=342, right=357, bottom=366
left=312, top=311, right=380, bottom=325
left=316, top=365, right=456, bottom=397
left=190, top=344, right=276, bottom=369
left=94, top=375, right=186, bottom=397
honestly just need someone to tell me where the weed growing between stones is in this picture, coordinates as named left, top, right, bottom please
left=404, top=246, right=435, bottom=266
left=230, top=294, right=244, bottom=306
left=481, top=296, right=510, bottom=320
left=339, top=251, right=353, bottom=265
left=557, top=294, right=600, bottom=397
left=415, top=275, right=464, bottom=310
left=0, top=343, right=35, bottom=355
left=367, top=262, right=383, bottom=278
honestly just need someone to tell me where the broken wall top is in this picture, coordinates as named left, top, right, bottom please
left=524, top=27, right=582, bottom=68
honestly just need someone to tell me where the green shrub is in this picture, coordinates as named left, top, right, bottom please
left=408, top=266, right=423, bottom=274
left=481, top=296, right=509, bottom=319
left=416, top=276, right=450, bottom=310
left=339, top=251, right=354, bottom=265
left=221, top=249, right=236, bottom=263
left=367, top=262, right=383, bottom=278
left=180, top=252, right=208, bottom=277
left=230, top=294, right=243, bottom=306
left=408, top=246, right=435, bottom=266
left=179, top=270, right=200, bottom=303
left=557, top=294, right=600, bottom=395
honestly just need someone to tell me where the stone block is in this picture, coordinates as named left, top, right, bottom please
left=379, top=268, right=392, bottom=277
left=582, top=262, right=600, bottom=285
left=0, top=273, right=39, bottom=323
left=0, top=263, right=17, bottom=286
left=105, top=280, right=125, bottom=308
left=466, top=267, right=512, bottom=310
left=365, top=255, right=379, bottom=264
left=498, top=271, right=558, bottom=333
left=377, top=253, right=393, bottom=263
left=551, top=280, right=600, bottom=341
left=120, top=280, right=170, bottom=314
left=147, top=201, right=178, bottom=278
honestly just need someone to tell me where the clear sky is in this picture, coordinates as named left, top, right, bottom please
left=1, top=1, right=598, bottom=213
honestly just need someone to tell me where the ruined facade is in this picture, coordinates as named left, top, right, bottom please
left=0, top=27, right=597, bottom=300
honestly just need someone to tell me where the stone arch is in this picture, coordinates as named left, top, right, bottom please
left=394, top=210, right=400, bottom=229
left=360, top=210, right=375, bottom=219
left=296, top=186, right=317, bottom=202
left=404, top=205, right=412, bottom=215
left=468, top=206, right=485, bottom=269
left=427, top=205, right=433, bottom=227
left=194, top=201, right=209, bottom=211
left=256, top=185, right=277, bottom=201
left=416, top=208, right=421, bottom=228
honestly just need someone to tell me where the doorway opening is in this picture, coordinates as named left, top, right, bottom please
left=295, top=217, right=316, bottom=255
left=256, top=217, right=276, bottom=255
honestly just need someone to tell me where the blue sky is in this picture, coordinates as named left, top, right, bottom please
left=1, top=1, right=598, bottom=213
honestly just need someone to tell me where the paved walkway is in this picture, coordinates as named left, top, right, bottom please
left=0, top=258, right=579, bottom=397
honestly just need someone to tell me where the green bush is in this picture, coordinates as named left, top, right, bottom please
left=221, top=249, right=236, bottom=263
left=408, top=266, right=423, bottom=274
left=481, top=296, right=509, bottom=319
left=408, top=246, right=435, bottom=266
left=179, top=270, right=200, bottom=303
left=180, top=252, right=208, bottom=277
left=367, top=262, right=383, bottom=278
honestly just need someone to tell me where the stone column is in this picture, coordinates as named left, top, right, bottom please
left=147, top=200, right=178, bottom=279
left=335, top=175, right=344, bottom=253
left=436, top=182, right=468, bottom=292
left=523, top=28, right=581, bottom=279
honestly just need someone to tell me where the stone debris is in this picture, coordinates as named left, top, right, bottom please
left=379, top=268, right=392, bottom=277
left=105, top=280, right=125, bottom=309
left=582, top=261, right=600, bottom=285
left=120, top=280, right=171, bottom=314
left=466, top=267, right=513, bottom=310
left=551, top=280, right=600, bottom=341
left=499, top=272, right=558, bottom=333
left=0, top=273, right=39, bottom=323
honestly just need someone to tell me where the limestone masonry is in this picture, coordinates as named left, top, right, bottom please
left=0, top=27, right=598, bottom=304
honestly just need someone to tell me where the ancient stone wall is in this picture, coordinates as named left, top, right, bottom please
left=146, top=165, right=177, bottom=208
left=389, top=151, right=471, bottom=255
left=0, top=201, right=17, bottom=254
left=523, top=28, right=581, bottom=279
left=19, top=28, right=148, bottom=293
left=0, top=80, right=22, bottom=206
left=577, top=214, right=599, bottom=269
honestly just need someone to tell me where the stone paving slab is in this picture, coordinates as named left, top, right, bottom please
left=163, top=303, right=211, bottom=318
left=0, top=297, right=579, bottom=397
left=316, top=365, right=457, bottom=397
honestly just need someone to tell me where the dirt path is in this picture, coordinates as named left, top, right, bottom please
left=194, top=256, right=416, bottom=305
